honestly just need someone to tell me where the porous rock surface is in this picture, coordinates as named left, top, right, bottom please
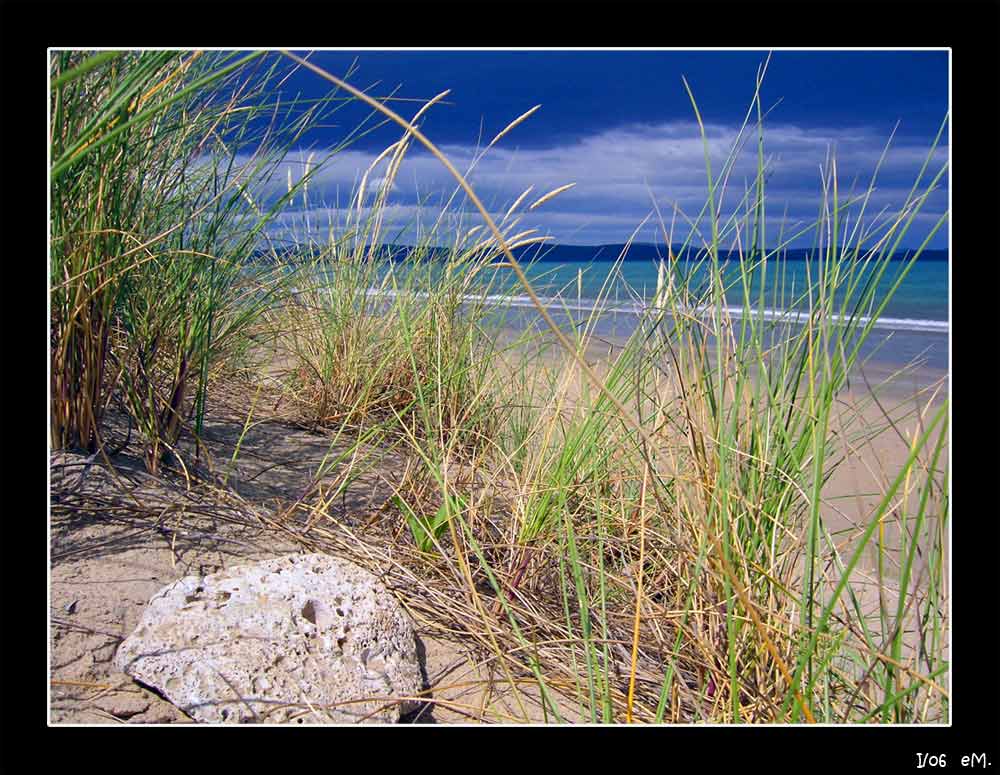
left=114, top=553, right=422, bottom=723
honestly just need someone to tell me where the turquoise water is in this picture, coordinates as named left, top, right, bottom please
left=512, top=258, right=948, bottom=327
left=472, top=256, right=949, bottom=373
left=292, top=250, right=949, bottom=374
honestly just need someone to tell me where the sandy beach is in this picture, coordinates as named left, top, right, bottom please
left=50, top=326, right=948, bottom=724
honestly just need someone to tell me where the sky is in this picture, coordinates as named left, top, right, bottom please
left=241, top=50, right=949, bottom=250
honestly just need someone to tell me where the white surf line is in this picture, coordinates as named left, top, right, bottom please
left=361, top=287, right=949, bottom=334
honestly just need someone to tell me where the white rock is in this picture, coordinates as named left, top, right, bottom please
left=114, top=554, right=423, bottom=724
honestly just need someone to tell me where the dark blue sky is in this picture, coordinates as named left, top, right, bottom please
left=253, top=50, right=949, bottom=248
left=282, top=50, right=948, bottom=148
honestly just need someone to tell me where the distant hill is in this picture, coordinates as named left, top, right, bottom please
left=252, top=242, right=947, bottom=264
left=509, top=243, right=949, bottom=263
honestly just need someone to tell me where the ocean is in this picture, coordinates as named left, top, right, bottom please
left=289, top=244, right=949, bottom=383
left=473, top=253, right=949, bottom=378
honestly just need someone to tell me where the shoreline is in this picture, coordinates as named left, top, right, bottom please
left=493, top=321, right=948, bottom=400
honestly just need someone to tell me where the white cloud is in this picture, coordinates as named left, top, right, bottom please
left=250, top=119, right=948, bottom=247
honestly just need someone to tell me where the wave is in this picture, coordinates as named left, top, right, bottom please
left=361, top=288, right=949, bottom=334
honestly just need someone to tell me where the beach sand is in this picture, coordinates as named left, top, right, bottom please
left=49, top=326, right=948, bottom=724
left=49, top=394, right=584, bottom=724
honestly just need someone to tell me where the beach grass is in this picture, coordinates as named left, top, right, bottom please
left=50, top=50, right=949, bottom=724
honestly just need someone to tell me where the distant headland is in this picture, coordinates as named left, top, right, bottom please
left=257, top=241, right=948, bottom=264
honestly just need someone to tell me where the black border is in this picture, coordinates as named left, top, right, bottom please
left=9, top=1, right=998, bottom=768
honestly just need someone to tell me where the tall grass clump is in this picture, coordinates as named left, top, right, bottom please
left=50, top=50, right=370, bottom=472
left=287, top=54, right=949, bottom=723
left=258, top=94, right=570, bottom=481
